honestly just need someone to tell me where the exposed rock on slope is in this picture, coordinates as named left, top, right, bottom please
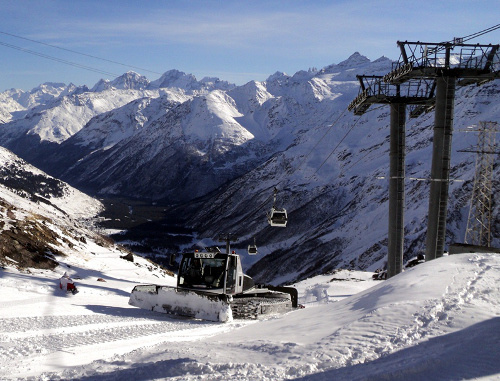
left=0, top=147, right=106, bottom=270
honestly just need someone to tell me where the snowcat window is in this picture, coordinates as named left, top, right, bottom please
left=178, top=257, right=202, bottom=286
left=201, top=258, right=226, bottom=288
left=178, top=255, right=226, bottom=289
left=226, top=256, right=237, bottom=293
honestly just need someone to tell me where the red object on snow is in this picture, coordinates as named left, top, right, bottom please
left=59, top=272, right=77, bottom=293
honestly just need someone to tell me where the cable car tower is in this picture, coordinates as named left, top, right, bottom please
left=461, top=121, right=499, bottom=247
left=349, top=37, right=500, bottom=277
left=385, top=40, right=499, bottom=262
left=348, top=76, right=436, bottom=278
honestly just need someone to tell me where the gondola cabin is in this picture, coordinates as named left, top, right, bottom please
left=248, top=244, right=258, bottom=255
left=268, top=207, right=288, bottom=227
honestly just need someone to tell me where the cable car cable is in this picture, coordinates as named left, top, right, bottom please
left=457, top=23, right=500, bottom=43
left=0, top=40, right=121, bottom=78
left=309, top=113, right=362, bottom=179
left=337, top=104, right=394, bottom=177
left=0, top=30, right=162, bottom=76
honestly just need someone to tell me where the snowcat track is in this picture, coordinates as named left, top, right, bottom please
left=230, top=297, right=293, bottom=320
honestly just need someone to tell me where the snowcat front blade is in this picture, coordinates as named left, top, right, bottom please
left=129, top=285, right=233, bottom=322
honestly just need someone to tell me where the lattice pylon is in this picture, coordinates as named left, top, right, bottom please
left=464, top=121, right=498, bottom=247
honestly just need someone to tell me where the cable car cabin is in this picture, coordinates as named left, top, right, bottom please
left=268, top=207, right=288, bottom=227
left=248, top=244, right=258, bottom=255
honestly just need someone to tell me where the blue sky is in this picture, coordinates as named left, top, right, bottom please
left=1, top=0, right=499, bottom=91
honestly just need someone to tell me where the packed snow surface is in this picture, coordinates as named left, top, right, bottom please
left=0, top=251, right=499, bottom=380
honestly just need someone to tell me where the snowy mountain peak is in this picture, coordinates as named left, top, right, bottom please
left=59, top=83, right=90, bottom=98
left=37, top=82, right=67, bottom=90
left=372, top=55, right=392, bottom=64
left=2, top=88, right=25, bottom=99
left=91, top=72, right=150, bottom=92
left=110, top=71, right=150, bottom=90
left=338, top=52, right=371, bottom=67
left=18, top=82, right=71, bottom=109
left=319, top=52, right=372, bottom=75
left=200, top=76, right=236, bottom=91
left=148, top=70, right=235, bottom=92
left=91, top=78, right=112, bottom=92
left=266, top=71, right=290, bottom=83
left=292, top=69, right=317, bottom=81
left=182, top=90, right=250, bottom=143
left=228, top=80, right=273, bottom=113
left=149, top=69, right=200, bottom=90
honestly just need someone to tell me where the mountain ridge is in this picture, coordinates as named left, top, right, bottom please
left=0, top=53, right=498, bottom=284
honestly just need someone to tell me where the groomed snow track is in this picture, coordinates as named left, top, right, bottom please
left=0, top=312, right=214, bottom=363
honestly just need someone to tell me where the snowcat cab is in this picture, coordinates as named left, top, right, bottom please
left=177, top=248, right=254, bottom=295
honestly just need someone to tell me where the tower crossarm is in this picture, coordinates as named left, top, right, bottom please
left=383, top=41, right=500, bottom=85
left=348, top=75, right=435, bottom=115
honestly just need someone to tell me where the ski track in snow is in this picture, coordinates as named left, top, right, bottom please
left=263, top=254, right=499, bottom=379
left=0, top=309, right=234, bottom=380
left=0, top=314, right=192, bottom=360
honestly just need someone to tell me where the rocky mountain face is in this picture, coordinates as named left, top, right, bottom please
left=0, top=55, right=499, bottom=284
left=0, top=146, right=107, bottom=269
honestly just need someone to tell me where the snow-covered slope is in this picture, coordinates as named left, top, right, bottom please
left=0, top=146, right=108, bottom=270
left=0, top=146, right=101, bottom=218
left=0, top=87, right=159, bottom=146
left=0, top=250, right=498, bottom=380
left=51, top=88, right=272, bottom=201
left=0, top=91, right=25, bottom=123
left=0, top=70, right=233, bottom=150
left=0, top=82, right=76, bottom=123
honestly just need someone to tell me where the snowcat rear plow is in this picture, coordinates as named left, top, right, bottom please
left=129, top=248, right=298, bottom=322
